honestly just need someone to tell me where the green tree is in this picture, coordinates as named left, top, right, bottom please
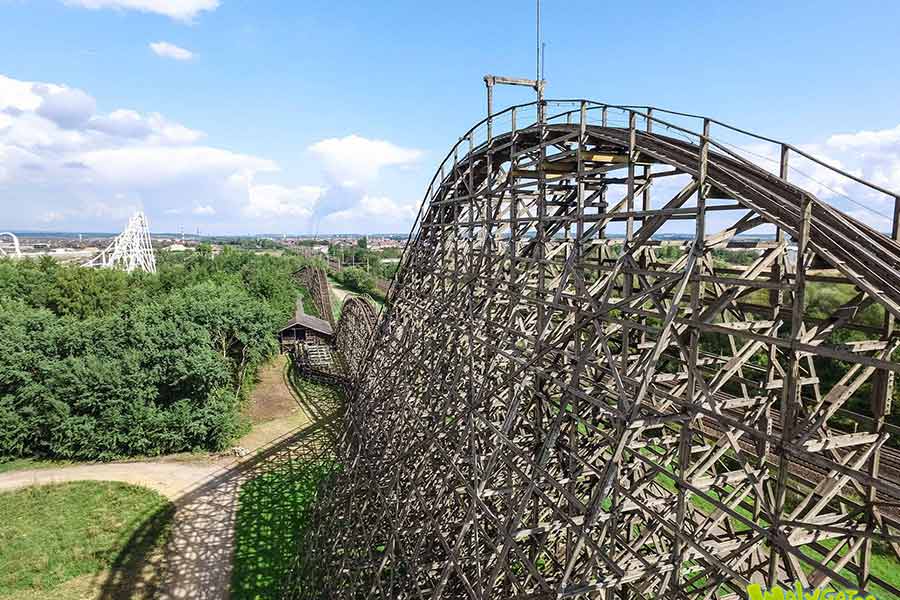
left=0, top=249, right=319, bottom=462
left=336, top=267, right=377, bottom=295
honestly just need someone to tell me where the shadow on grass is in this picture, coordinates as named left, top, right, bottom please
left=93, top=501, right=175, bottom=599
left=231, top=459, right=335, bottom=599
left=94, top=362, right=344, bottom=600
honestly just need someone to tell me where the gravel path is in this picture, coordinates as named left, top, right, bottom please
left=0, top=462, right=220, bottom=499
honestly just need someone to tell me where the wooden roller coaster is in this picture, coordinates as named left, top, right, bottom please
left=287, top=100, right=900, bottom=600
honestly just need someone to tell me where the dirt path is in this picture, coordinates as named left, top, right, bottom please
left=328, top=277, right=351, bottom=321
left=0, top=355, right=321, bottom=600
left=245, top=356, right=304, bottom=423
left=329, top=279, right=351, bottom=304
left=0, top=462, right=220, bottom=499
left=328, top=277, right=385, bottom=317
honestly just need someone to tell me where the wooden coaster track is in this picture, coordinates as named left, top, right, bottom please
left=287, top=100, right=900, bottom=600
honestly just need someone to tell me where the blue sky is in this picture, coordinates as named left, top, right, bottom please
left=1, top=0, right=900, bottom=234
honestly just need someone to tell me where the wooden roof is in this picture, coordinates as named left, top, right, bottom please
left=279, top=299, right=334, bottom=337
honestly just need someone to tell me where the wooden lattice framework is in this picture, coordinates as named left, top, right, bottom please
left=294, top=264, right=336, bottom=327
left=288, top=101, right=900, bottom=599
left=335, top=295, right=379, bottom=376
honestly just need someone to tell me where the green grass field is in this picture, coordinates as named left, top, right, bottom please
left=0, top=481, right=173, bottom=598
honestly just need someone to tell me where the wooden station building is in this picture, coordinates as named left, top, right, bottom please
left=278, top=299, right=334, bottom=352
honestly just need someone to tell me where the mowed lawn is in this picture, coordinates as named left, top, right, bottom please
left=0, top=481, right=174, bottom=599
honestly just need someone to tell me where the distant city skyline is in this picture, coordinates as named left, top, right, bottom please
left=6, top=229, right=409, bottom=238
left=1, top=1, right=900, bottom=235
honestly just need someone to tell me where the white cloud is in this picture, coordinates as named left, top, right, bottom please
left=358, top=194, right=417, bottom=220
left=309, top=134, right=422, bottom=186
left=827, top=125, right=900, bottom=152
left=34, top=85, right=96, bottom=129
left=192, top=204, right=215, bottom=215
left=724, top=130, right=900, bottom=230
left=39, top=210, right=67, bottom=223
left=77, top=146, right=276, bottom=186
left=0, top=75, right=203, bottom=151
left=0, top=73, right=282, bottom=232
left=0, top=75, right=47, bottom=112
left=36, top=198, right=141, bottom=225
left=88, top=109, right=203, bottom=144
left=0, top=74, right=423, bottom=235
left=817, top=126, right=900, bottom=199
left=846, top=209, right=893, bottom=231
left=81, top=198, right=142, bottom=220
left=321, top=194, right=417, bottom=233
left=6, top=70, right=896, bottom=236
left=302, top=135, right=423, bottom=233
left=1, top=74, right=423, bottom=234
left=244, top=183, right=325, bottom=219
left=88, top=109, right=153, bottom=138
left=149, top=41, right=194, bottom=61
left=63, top=0, right=219, bottom=23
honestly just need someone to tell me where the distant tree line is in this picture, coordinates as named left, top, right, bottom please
left=0, top=249, right=315, bottom=461
left=327, top=244, right=397, bottom=281
left=331, top=267, right=380, bottom=299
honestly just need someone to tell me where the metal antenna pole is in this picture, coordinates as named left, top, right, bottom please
left=541, top=42, right=546, bottom=81
left=486, top=77, right=493, bottom=139
left=483, top=0, right=546, bottom=123
left=536, top=0, right=541, bottom=83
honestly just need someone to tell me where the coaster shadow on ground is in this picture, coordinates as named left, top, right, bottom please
left=95, top=373, right=344, bottom=600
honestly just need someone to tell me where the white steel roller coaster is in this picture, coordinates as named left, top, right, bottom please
left=0, top=232, right=22, bottom=258
left=83, top=211, right=157, bottom=274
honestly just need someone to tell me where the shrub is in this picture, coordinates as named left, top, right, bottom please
left=335, top=267, right=377, bottom=295
left=0, top=251, right=313, bottom=461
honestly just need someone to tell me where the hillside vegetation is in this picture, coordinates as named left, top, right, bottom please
left=0, top=247, right=315, bottom=461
